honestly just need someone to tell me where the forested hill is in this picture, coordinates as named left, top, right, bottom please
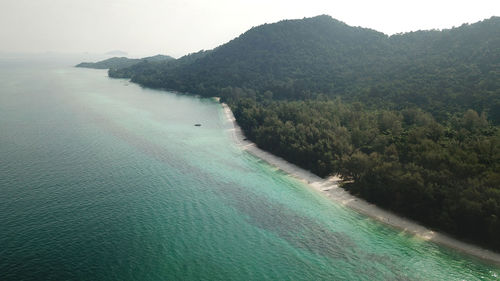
left=76, top=54, right=174, bottom=70
left=110, top=15, right=500, bottom=122
left=110, top=15, right=390, bottom=98
left=104, top=15, right=500, bottom=252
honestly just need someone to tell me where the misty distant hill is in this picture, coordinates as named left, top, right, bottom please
left=76, top=54, right=174, bottom=70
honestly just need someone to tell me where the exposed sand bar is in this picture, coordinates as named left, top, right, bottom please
left=221, top=102, right=500, bottom=265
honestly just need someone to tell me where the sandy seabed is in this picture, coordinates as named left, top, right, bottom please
left=221, top=102, right=500, bottom=265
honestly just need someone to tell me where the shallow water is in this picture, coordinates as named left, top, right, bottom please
left=1, top=57, right=499, bottom=280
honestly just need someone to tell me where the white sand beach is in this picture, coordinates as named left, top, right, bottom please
left=221, top=102, right=500, bottom=265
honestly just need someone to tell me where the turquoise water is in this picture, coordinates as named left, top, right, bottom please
left=1, top=57, right=499, bottom=280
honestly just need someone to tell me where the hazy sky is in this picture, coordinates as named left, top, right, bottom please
left=1, top=0, right=499, bottom=58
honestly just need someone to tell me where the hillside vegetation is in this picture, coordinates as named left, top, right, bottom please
left=100, top=15, right=500, bottom=250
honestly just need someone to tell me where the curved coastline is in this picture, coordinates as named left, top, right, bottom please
left=221, top=102, right=500, bottom=265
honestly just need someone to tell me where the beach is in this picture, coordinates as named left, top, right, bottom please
left=221, top=102, right=500, bottom=265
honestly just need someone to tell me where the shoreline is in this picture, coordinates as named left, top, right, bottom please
left=221, top=102, right=500, bottom=265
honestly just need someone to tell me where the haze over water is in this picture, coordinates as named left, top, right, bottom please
left=1, top=57, right=499, bottom=280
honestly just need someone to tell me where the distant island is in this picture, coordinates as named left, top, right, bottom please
left=76, top=54, right=174, bottom=70
left=78, top=15, right=500, bottom=252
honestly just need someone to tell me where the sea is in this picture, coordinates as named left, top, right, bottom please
left=1, top=55, right=499, bottom=280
